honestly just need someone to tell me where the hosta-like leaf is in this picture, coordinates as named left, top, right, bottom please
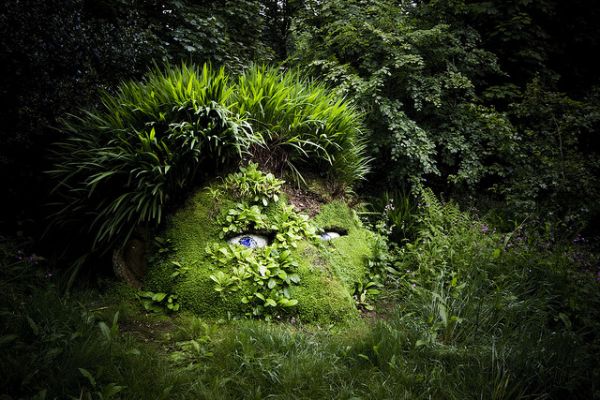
left=152, top=292, right=167, bottom=302
left=265, top=298, right=277, bottom=307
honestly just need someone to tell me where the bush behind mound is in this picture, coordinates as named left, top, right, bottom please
left=47, top=63, right=369, bottom=269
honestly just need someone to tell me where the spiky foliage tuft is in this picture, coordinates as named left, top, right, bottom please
left=48, top=64, right=257, bottom=255
left=234, top=65, right=370, bottom=187
left=48, top=63, right=369, bottom=267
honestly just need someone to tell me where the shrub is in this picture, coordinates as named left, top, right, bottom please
left=224, top=162, right=284, bottom=206
left=48, top=64, right=257, bottom=257
left=290, top=0, right=513, bottom=190
left=498, top=80, right=600, bottom=232
left=48, top=63, right=369, bottom=268
left=0, top=0, right=155, bottom=232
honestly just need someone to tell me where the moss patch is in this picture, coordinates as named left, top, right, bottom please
left=145, top=182, right=376, bottom=324
left=314, top=201, right=375, bottom=291
left=314, top=200, right=363, bottom=232
left=289, top=241, right=359, bottom=324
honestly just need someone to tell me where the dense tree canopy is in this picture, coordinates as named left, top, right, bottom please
left=3, top=0, right=598, bottom=238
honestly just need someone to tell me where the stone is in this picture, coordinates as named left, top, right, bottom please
left=113, top=227, right=148, bottom=288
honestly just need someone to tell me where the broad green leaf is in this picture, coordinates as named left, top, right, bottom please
left=265, top=298, right=277, bottom=307
left=98, top=321, right=111, bottom=340
left=78, top=368, right=96, bottom=387
left=152, top=292, right=167, bottom=302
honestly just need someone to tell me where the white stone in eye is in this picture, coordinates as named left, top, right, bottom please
left=320, top=232, right=341, bottom=241
left=227, top=234, right=269, bottom=248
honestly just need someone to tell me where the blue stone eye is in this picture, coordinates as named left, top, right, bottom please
left=227, top=234, right=268, bottom=248
left=239, top=236, right=257, bottom=248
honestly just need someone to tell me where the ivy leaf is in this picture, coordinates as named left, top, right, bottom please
left=279, top=298, right=298, bottom=307
left=265, top=298, right=277, bottom=307
left=277, top=270, right=288, bottom=280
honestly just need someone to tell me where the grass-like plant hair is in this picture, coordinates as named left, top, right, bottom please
left=47, top=63, right=257, bottom=257
left=47, top=63, right=369, bottom=268
left=233, top=65, right=370, bottom=188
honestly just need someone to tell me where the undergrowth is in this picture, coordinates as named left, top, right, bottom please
left=2, top=187, right=599, bottom=399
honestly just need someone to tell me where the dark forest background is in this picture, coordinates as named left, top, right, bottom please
left=2, top=0, right=600, bottom=245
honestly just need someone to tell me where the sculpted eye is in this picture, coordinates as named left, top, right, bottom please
left=319, top=226, right=348, bottom=241
left=319, top=228, right=347, bottom=241
left=227, top=234, right=269, bottom=248
left=320, top=232, right=341, bottom=241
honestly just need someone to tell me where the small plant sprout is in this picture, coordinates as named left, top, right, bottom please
left=139, top=291, right=180, bottom=313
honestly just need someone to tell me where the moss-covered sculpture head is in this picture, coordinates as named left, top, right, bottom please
left=48, top=63, right=375, bottom=322
left=144, top=163, right=377, bottom=324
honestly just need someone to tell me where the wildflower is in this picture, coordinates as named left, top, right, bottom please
left=384, top=201, right=395, bottom=212
left=481, top=224, right=489, bottom=234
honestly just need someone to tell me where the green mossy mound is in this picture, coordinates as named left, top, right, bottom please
left=145, top=182, right=376, bottom=324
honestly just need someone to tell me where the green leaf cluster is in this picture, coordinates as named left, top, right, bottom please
left=138, top=291, right=180, bottom=313
left=224, top=162, right=284, bottom=206
left=270, top=204, right=319, bottom=248
left=353, top=280, right=382, bottom=311
left=290, top=0, right=516, bottom=189
left=233, top=65, right=370, bottom=188
left=207, top=165, right=322, bottom=319
left=48, top=64, right=254, bottom=255
left=208, top=245, right=300, bottom=319
left=219, top=203, right=267, bottom=239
